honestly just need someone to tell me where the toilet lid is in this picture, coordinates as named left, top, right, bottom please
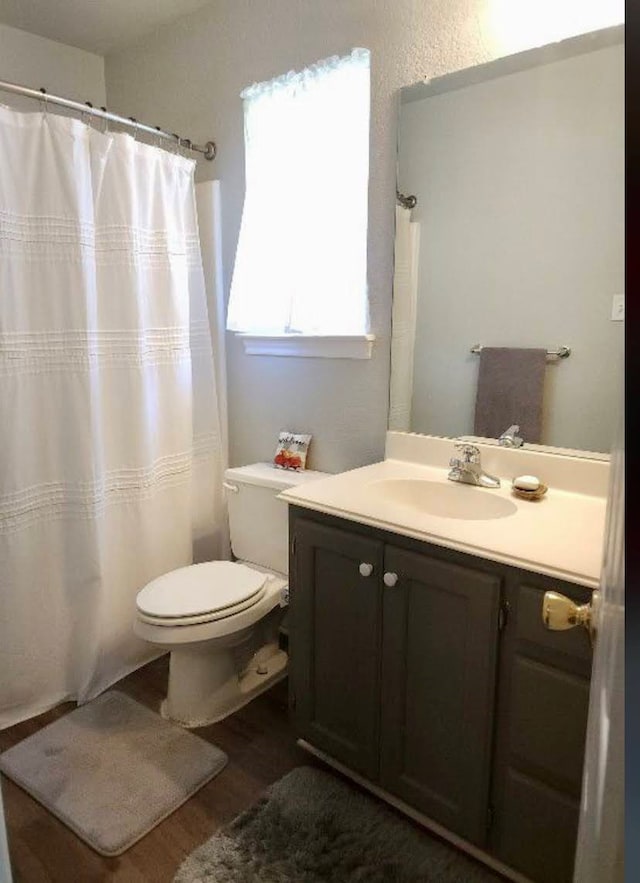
left=136, top=561, right=267, bottom=619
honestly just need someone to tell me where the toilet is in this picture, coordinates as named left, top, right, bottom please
left=134, top=462, right=328, bottom=727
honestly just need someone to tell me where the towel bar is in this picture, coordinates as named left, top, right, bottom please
left=470, top=345, right=571, bottom=359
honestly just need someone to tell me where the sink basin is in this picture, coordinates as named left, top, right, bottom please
left=366, top=478, right=518, bottom=521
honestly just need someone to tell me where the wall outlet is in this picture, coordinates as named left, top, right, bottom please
left=611, top=294, right=625, bottom=321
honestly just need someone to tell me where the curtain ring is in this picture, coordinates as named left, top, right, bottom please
left=82, top=101, right=93, bottom=127
left=154, top=126, right=162, bottom=149
left=100, top=107, right=109, bottom=134
left=39, top=87, right=48, bottom=117
left=129, top=117, right=139, bottom=142
left=172, top=133, right=181, bottom=155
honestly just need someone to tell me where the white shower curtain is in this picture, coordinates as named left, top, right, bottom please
left=0, top=106, right=226, bottom=728
left=388, top=205, right=420, bottom=431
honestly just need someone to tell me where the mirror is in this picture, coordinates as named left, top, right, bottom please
left=390, top=26, right=623, bottom=455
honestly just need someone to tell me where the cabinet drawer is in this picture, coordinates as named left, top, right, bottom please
left=509, top=655, right=589, bottom=795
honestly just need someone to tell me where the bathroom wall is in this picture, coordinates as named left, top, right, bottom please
left=104, top=0, right=623, bottom=473
left=401, top=42, right=624, bottom=453
left=0, top=23, right=106, bottom=108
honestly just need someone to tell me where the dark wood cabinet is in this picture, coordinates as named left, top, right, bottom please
left=289, top=512, right=501, bottom=843
left=288, top=506, right=593, bottom=883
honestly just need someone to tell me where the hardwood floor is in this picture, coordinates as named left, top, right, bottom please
left=0, top=656, right=315, bottom=882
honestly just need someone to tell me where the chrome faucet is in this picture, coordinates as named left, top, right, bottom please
left=498, top=424, right=524, bottom=448
left=448, top=443, right=501, bottom=488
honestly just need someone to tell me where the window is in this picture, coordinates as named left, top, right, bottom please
left=226, top=48, right=373, bottom=358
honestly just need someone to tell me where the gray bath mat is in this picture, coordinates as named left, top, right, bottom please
left=174, top=766, right=503, bottom=882
left=0, top=690, right=227, bottom=856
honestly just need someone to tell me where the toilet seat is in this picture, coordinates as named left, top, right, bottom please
left=136, top=561, right=268, bottom=627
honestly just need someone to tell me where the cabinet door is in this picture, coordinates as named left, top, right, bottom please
left=490, top=579, right=592, bottom=883
left=380, top=545, right=501, bottom=844
left=289, top=518, right=384, bottom=779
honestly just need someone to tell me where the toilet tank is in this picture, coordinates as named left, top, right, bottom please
left=224, top=463, right=330, bottom=575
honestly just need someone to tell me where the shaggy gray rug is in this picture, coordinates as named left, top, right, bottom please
left=174, top=766, right=503, bottom=882
left=0, top=690, right=228, bottom=856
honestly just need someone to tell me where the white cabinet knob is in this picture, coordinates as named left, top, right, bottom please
left=383, top=572, right=398, bottom=587
left=359, top=562, right=374, bottom=577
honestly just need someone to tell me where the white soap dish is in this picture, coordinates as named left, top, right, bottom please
left=511, top=481, right=548, bottom=501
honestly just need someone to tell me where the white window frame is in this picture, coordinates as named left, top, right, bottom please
left=237, top=333, right=375, bottom=359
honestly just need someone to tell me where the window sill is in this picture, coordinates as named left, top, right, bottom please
left=236, top=334, right=375, bottom=359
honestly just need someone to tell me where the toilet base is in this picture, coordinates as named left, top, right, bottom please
left=160, top=640, right=288, bottom=728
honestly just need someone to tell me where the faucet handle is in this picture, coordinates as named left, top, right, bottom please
left=499, top=424, right=524, bottom=448
left=454, top=442, right=480, bottom=463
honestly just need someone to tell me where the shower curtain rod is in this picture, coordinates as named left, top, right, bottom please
left=0, top=78, right=217, bottom=160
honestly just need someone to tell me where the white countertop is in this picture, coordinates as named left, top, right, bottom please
left=279, top=439, right=608, bottom=589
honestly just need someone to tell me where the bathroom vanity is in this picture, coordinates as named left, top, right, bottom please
left=281, top=433, right=608, bottom=883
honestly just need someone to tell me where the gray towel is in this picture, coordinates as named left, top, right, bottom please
left=473, top=347, right=547, bottom=443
